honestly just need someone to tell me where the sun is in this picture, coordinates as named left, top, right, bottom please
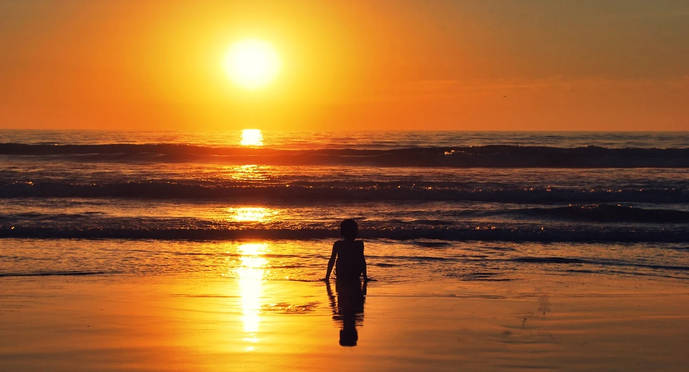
left=224, top=39, right=281, bottom=90
left=240, top=129, right=264, bottom=146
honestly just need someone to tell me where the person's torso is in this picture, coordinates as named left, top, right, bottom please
left=335, top=240, right=364, bottom=279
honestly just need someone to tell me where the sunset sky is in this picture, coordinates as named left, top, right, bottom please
left=1, top=0, right=688, bottom=131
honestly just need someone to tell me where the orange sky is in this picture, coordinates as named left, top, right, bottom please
left=1, top=0, right=688, bottom=131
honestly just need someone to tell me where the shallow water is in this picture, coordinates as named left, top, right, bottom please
left=1, top=130, right=688, bottom=281
left=3, top=239, right=689, bottom=283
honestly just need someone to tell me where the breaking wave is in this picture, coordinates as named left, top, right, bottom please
left=1, top=222, right=688, bottom=242
left=1, top=181, right=688, bottom=203
left=2, top=143, right=689, bottom=167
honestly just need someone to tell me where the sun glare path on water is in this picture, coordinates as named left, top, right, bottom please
left=228, top=207, right=277, bottom=222
left=240, top=129, right=263, bottom=146
left=235, top=242, right=268, bottom=347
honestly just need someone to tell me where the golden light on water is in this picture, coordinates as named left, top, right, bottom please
left=240, top=129, right=264, bottom=146
left=226, top=164, right=268, bottom=181
left=224, top=39, right=280, bottom=90
left=236, top=243, right=268, bottom=345
left=229, top=207, right=278, bottom=222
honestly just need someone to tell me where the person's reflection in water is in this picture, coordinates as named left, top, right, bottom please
left=326, top=278, right=366, bottom=346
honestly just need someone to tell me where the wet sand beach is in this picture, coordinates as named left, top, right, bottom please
left=2, top=270, right=689, bottom=371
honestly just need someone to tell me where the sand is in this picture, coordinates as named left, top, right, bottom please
left=2, top=274, right=689, bottom=371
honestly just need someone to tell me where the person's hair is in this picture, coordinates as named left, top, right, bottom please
left=339, top=328, right=358, bottom=346
left=340, top=219, right=358, bottom=241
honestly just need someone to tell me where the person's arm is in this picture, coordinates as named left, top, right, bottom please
left=324, top=243, right=338, bottom=281
left=360, top=241, right=368, bottom=281
left=325, top=280, right=337, bottom=313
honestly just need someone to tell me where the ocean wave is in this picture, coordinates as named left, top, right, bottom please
left=510, top=256, right=689, bottom=272
left=1, top=224, right=688, bottom=242
left=2, top=143, right=689, bottom=167
left=1, top=181, right=687, bottom=203
left=0, top=270, right=117, bottom=277
left=509, top=204, right=689, bottom=223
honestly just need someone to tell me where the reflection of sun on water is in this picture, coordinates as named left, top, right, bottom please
left=236, top=243, right=268, bottom=349
left=240, top=129, right=263, bottom=146
left=226, top=164, right=268, bottom=181
left=229, top=207, right=278, bottom=222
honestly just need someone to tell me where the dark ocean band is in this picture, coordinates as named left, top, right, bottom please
left=2, top=182, right=687, bottom=203
left=1, top=225, right=688, bottom=242
left=2, top=143, right=689, bottom=167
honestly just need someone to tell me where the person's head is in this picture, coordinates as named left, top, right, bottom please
left=340, top=219, right=358, bottom=241
left=339, top=327, right=358, bottom=346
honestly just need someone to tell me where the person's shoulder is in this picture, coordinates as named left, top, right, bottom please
left=354, top=240, right=364, bottom=247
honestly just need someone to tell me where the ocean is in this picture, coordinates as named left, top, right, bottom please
left=1, top=130, right=689, bottom=283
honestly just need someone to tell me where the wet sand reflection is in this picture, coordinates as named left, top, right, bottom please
left=236, top=243, right=267, bottom=351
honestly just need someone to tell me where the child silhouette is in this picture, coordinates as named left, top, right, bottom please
left=324, top=219, right=369, bottom=282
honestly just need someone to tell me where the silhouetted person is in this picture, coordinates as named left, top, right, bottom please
left=324, top=219, right=368, bottom=282
left=326, top=277, right=366, bottom=346
left=324, top=219, right=369, bottom=346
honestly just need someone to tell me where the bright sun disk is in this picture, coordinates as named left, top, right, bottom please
left=224, top=39, right=280, bottom=90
